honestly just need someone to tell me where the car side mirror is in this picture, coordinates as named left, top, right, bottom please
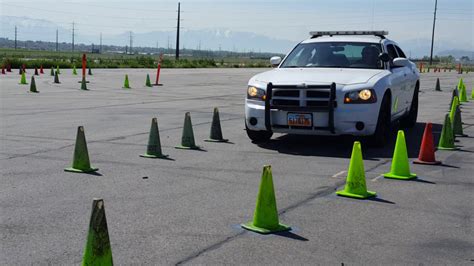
left=378, top=53, right=390, bottom=62
left=270, top=56, right=282, bottom=67
left=392, top=57, right=410, bottom=67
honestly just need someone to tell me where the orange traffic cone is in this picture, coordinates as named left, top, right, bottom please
left=413, top=123, right=441, bottom=165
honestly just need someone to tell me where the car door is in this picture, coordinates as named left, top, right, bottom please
left=395, top=45, right=417, bottom=112
left=385, top=44, right=405, bottom=120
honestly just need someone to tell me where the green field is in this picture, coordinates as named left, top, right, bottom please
left=0, top=48, right=271, bottom=69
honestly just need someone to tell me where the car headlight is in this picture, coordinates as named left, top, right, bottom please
left=344, top=89, right=376, bottom=103
left=247, top=86, right=266, bottom=100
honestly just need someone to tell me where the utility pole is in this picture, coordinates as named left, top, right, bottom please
left=100, top=32, right=102, bottom=53
left=72, top=22, right=75, bottom=52
left=129, top=31, right=133, bottom=54
left=429, top=0, right=437, bottom=65
left=14, top=26, right=17, bottom=50
left=56, top=28, right=58, bottom=52
left=175, top=2, right=180, bottom=60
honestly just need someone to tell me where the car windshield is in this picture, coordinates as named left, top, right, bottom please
left=280, top=42, right=384, bottom=69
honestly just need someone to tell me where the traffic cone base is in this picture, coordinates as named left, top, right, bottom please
left=383, top=172, right=417, bottom=180
left=139, top=153, right=169, bottom=159
left=413, top=159, right=441, bottom=165
left=437, top=146, right=459, bottom=151
left=175, top=145, right=201, bottom=150
left=241, top=165, right=291, bottom=234
left=64, top=166, right=99, bottom=173
left=336, top=190, right=376, bottom=199
left=241, top=221, right=290, bottom=234
left=204, top=138, right=229, bottom=143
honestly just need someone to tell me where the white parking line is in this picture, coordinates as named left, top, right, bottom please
left=371, top=175, right=383, bottom=181
left=331, top=170, right=347, bottom=178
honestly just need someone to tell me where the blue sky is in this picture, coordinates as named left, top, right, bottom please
left=1, top=0, right=473, bottom=52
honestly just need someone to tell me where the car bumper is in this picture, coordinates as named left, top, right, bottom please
left=245, top=99, right=378, bottom=136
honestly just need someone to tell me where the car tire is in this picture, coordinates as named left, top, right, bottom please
left=368, top=93, right=391, bottom=147
left=246, top=123, right=273, bottom=143
left=400, top=84, right=419, bottom=128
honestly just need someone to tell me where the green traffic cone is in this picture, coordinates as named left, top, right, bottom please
left=81, top=76, right=88, bottom=90
left=175, top=112, right=200, bottom=150
left=336, top=141, right=376, bottom=199
left=145, top=74, right=152, bottom=87
left=384, top=130, right=417, bottom=180
left=123, top=74, right=130, bottom=89
left=82, top=198, right=113, bottom=266
left=449, top=96, right=460, bottom=126
left=54, top=71, right=60, bottom=84
left=140, top=118, right=169, bottom=159
left=449, top=90, right=459, bottom=111
left=457, top=78, right=465, bottom=92
left=73, top=65, right=77, bottom=75
left=56, top=65, right=60, bottom=74
left=438, top=114, right=457, bottom=150
left=453, top=106, right=467, bottom=137
left=471, top=87, right=474, bottom=100
left=435, top=78, right=441, bottom=91
left=19, top=71, right=27, bottom=85
left=29, top=76, right=38, bottom=93
left=205, top=107, right=228, bottom=142
left=241, top=165, right=291, bottom=234
left=50, top=67, right=54, bottom=76
left=459, top=84, right=468, bottom=102
left=64, top=126, right=98, bottom=173
left=88, top=66, right=93, bottom=76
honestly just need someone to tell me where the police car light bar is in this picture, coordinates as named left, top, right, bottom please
left=309, top=31, right=388, bottom=37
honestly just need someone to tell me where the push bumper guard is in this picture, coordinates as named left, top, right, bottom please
left=264, top=82, right=336, bottom=134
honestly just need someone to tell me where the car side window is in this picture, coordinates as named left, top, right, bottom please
left=386, top=44, right=398, bottom=60
left=394, top=46, right=407, bottom=58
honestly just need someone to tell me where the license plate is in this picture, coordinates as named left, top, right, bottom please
left=288, top=113, right=312, bottom=127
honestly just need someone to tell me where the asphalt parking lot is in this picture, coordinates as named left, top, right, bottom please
left=1, top=68, right=473, bottom=264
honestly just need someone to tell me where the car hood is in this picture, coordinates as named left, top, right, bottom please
left=250, top=68, right=385, bottom=86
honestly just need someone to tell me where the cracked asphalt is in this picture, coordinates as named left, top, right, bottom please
left=1, top=68, right=473, bottom=264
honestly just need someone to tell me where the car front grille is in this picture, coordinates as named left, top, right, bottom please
left=270, top=84, right=336, bottom=111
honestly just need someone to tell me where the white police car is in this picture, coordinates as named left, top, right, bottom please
left=245, top=31, right=419, bottom=146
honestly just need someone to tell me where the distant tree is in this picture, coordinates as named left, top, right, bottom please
left=460, top=56, right=470, bottom=62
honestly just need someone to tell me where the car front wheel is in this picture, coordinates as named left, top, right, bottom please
left=368, top=93, right=391, bottom=147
